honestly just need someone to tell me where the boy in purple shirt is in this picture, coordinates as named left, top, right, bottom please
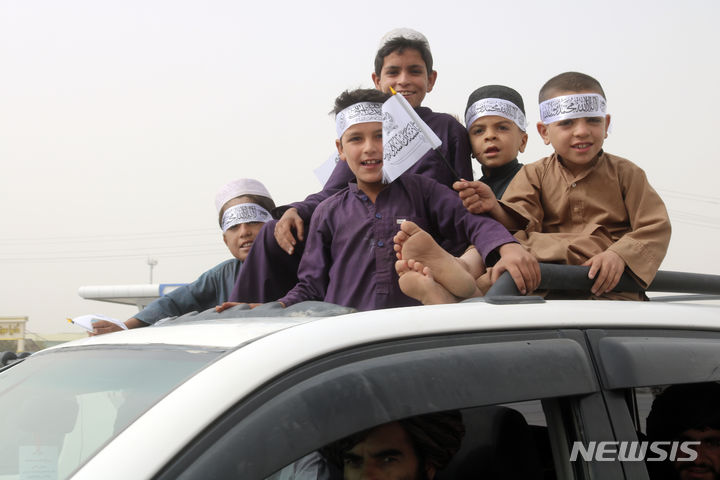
left=276, top=89, right=535, bottom=311
left=226, top=28, right=472, bottom=305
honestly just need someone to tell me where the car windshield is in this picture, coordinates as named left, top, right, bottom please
left=0, top=345, right=224, bottom=480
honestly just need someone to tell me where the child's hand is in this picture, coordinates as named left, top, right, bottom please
left=274, top=208, right=304, bottom=255
left=582, top=250, right=626, bottom=295
left=215, top=302, right=262, bottom=313
left=90, top=320, right=124, bottom=336
left=453, top=180, right=497, bottom=214
left=491, top=243, right=541, bottom=295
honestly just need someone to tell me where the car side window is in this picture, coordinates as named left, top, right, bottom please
left=162, top=330, right=601, bottom=479
left=265, top=400, right=558, bottom=480
left=629, top=382, right=720, bottom=480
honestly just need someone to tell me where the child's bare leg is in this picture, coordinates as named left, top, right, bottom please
left=458, top=246, right=487, bottom=279
left=393, top=221, right=476, bottom=298
left=396, top=259, right=458, bottom=305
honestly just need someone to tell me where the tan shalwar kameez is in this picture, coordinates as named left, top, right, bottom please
left=490, top=151, right=671, bottom=297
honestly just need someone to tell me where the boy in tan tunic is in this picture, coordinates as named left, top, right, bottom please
left=455, top=71, right=671, bottom=298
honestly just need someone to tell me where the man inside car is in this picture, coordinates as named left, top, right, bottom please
left=647, top=382, right=720, bottom=480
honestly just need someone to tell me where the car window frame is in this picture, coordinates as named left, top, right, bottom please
left=585, top=328, right=720, bottom=480
left=156, top=328, right=602, bottom=480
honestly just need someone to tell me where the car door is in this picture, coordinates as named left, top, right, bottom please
left=586, top=327, right=720, bottom=480
left=155, top=328, right=623, bottom=480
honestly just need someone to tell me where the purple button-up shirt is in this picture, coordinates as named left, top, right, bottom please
left=278, top=174, right=515, bottom=311
left=288, top=106, right=472, bottom=223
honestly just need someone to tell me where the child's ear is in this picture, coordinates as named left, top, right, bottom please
left=519, top=132, right=529, bottom=153
left=371, top=72, right=382, bottom=90
left=425, top=462, right=437, bottom=480
left=604, top=114, right=611, bottom=138
left=426, top=70, right=438, bottom=93
left=222, top=232, right=229, bottom=248
left=536, top=122, right=551, bottom=145
left=335, top=139, right=347, bottom=162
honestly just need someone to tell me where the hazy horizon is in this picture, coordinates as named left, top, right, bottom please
left=2, top=0, right=718, bottom=334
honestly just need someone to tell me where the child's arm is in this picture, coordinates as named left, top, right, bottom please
left=453, top=180, right=526, bottom=231
left=91, top=317, right=146, bottom=335
left=605, top=160, right=672, bottom=288
left=93, top=259, right=240, bottom=332
left=453, top=180, right=531, bottom=232
left=277, top=203, right=334, bottom=308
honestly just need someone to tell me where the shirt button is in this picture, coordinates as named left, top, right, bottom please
left=377, top=240, right=384, bottom=247
left=571, top=183, right=577, bottom=188
left=375, top=213, right=382, bottom=219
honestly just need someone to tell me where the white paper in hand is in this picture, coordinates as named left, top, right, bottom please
left=68, top=313, right=128, bottom=332
left=381, top=93, right=442, bottom=183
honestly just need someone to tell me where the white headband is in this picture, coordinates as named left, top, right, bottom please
left=539, top=93, right=607, bottom=125
left=465, top=98, right=527, bottom=132
left=221, top=203, right=272, bottom=232
left=335, top=102, right=384, bottom=139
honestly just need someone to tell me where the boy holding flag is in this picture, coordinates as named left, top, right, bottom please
left=225, top=28, right=472, bottom=306
left=274, top=89, right=535, bottom=311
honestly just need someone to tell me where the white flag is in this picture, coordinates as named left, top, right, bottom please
left=381, top=92, right=442, bottom=183
left=313, top=151, right=341, bottom=186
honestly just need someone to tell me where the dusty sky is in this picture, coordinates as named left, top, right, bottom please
left=1, top=0, right=719, bottom=334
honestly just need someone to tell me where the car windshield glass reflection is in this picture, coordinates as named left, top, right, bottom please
left=0, top=346, right=223, bottom=480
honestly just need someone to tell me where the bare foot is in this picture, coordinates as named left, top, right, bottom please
left=397, top=260, right=458, bottom=305
left=393, top=221, right=477, bottom=298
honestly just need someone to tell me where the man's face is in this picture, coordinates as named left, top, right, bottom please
left=343, top=422, right=434, bottom=480
left=536, top=91, right=610, bottom=175
left=674, top=428, right=720, bottom=480
left=468, top=115, right=528, bottom=170
left=372, top=48, right=437, bottom=108
left=221, top=197, right=265, bottom=261
left=336, top=121, right=384, bottom=192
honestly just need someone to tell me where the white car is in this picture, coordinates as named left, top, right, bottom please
left=1, top=266, right=719, bottom=480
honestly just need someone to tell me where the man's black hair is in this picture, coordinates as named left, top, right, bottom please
left=647, top=382, right=720, bottom=441
left=332, top=89, right=391, bottom=115
left=374, top=37, right=434, bottom=77
left=538, top=71, right=606, bottom=103
left=322, top=411, right=465, bottom=472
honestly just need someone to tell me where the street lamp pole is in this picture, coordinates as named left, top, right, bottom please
left=147, top=257, right=158, bottom=283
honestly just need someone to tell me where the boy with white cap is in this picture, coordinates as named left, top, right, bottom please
left=92, top=178, right=274, bottom=334
left=456, top=71, right=671, bottom=298
left=226, top=28, right=472, bottom=306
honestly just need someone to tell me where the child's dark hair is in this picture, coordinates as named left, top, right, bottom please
left=333, top=89, right=391, bottom=115
left=539, top=72, right=606, bottom=102
left=218, top=194, right=276, bottom=226
left=374, top=37, right=434, bottom=76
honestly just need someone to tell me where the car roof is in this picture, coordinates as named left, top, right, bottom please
left=48, top=299, right=720, bottom=353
